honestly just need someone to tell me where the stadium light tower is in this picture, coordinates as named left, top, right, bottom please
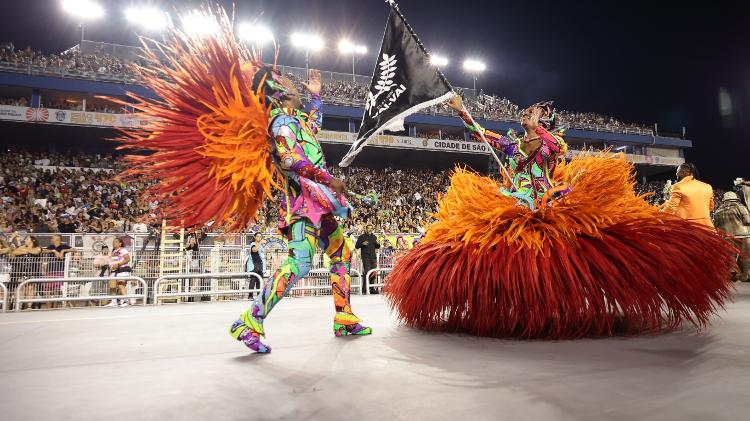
left=291, top=32, right=324, bottom=76
left=180, top=10, right=219, bottom=38
left=238, top=24, right=274, bottom=44
left=430, top=54, right=448, bottom=67
left=125, top=7, right=170, bottom=32
left=338, top=40, right=367, bottom=83
left=61, top=0, right=105, bottom=45
left=463, top=59, right=486, bottom=92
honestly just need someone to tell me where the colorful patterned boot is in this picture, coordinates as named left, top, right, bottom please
left=334, top=322, right=373, bottom=337
left=229, top=304, right=270, bottom=353
left=333, top=312, right=372, bottom=337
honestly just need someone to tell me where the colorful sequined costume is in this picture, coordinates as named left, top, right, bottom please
left=384, top=105, right=736, bottom=339
left=458, top=108, right=569, bottom=209
left=113, top=9, right=369, bottom=353
left=230, top=92, right=371, bottom=353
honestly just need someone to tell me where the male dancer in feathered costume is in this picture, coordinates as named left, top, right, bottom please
left=229, top=67, right=372, bottom=353
left=115, top=9, right=369, bottom=353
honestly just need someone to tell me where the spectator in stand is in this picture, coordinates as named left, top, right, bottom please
left=396, top=235, right=409, bottom=252
left=0, top=236, right=11, bottom=256
left=355, top=224, right=380, bottom=294
left=105, top=237, right=133, bottom=307
left=57, top=215, right=77, bottom=233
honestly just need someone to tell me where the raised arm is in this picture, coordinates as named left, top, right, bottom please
left=302, top=69, right=322, bottom=133
left=446, top=95, right=515, bottom=155
left=306, top=93, right=323, bottom=134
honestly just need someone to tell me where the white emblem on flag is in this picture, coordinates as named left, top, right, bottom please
left=365, top=53, right=406, bottom=118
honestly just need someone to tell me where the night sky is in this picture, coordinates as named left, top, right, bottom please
left=1, top=0, right=747, bottom=187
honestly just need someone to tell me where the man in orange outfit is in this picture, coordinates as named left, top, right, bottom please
left=660, top=163, right=714, bottom=227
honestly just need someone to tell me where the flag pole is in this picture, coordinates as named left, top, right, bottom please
left=460, top=104, right=517, bottom=189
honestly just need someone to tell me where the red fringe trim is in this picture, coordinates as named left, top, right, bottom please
left=384, top=218, right=735, bottom=338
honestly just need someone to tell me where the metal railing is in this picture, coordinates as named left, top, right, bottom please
left=365, top=268, right=393, bottom=295
left=152, top=269, right=362, bottom=304
left=14, top=276, right=147, bottom=312
left=153, top=272, right=262, bottom=304
left=0, top=265, right=373, bottom=312
left=288, top=269, right=362, bottom=295
left=0, top=282, right=7, bottom=313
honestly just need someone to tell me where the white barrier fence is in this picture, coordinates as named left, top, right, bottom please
left=365, top=268, right=393, bottom=295
left=152, top=269, right=363, bottom=305
left=0, top=239, right=398, bottom=311
left=4, top=268, right=366, bottom=311
left=0, top=282, right=7, bottom=313
left=290, top=269, right=363, bottom=295
left=15, top=276, right=148, bottom=312
left=153, top=272, right=263, bottom=304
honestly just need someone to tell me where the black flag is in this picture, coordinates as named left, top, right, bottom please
left=339, top=1, right=453, bottom=167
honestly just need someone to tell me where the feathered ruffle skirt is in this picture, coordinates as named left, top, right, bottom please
left=384, top=155, right=735, bottom=338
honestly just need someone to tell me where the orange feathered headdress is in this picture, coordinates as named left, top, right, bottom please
left=112, top=6, right=282, bottom=231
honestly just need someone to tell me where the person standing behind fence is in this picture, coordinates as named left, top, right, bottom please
left=184, top=230, right=207, bottom=273
left=105, top=237, right=133, bottom=307
left=94, top=245, right=111, bottom=277
left=380, top=239, right=395, bottom=268
left=41, top=234, right=73, bottom=309
left=0, top=236, right=11, bottom=294
left=185, top=231, right=210, bottom=301
left=356, top=224, right=380, bottom=294
left=245, top=233, right=265, bottom=299
left=10, top=235, right=42, bottom=310
left=140, top=222, right=161, bottom=255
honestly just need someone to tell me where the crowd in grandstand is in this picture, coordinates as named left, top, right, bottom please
left=1, top=96, right=122, bottom=114
left=0, top=150, right=724, bottom=239
left=1, top=42, right=135, bottom=80
left=0, top=96, right=29, bottom=107
left=39, top=99, right=122, bottom=114
left=0, top=151, right=151, bottom=236
left=1, top=40, right=654, bottom=135
left=415, top=131, right=465, bottom=141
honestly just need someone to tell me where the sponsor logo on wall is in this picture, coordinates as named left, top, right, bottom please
left=25, top=107, right=49, bottom=121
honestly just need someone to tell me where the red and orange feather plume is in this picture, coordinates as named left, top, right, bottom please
left=385, top=154, right=736, bottom=338
left=112, top=8, right=281, bottom=231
